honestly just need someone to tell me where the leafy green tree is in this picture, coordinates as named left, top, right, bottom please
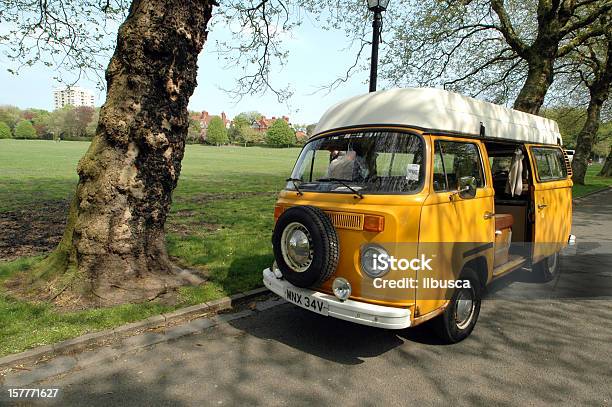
left=62, top=106, right=80, bottom=139
left=86, top=108, right=100, bottom=137
left=74, top=106, right=95, bottom=137
left=228, top=115, right=251, bottom=143
left=206, top=116, right=228, bottom=146
left=543, top=107, right=612, bottom=153
left=374, top=1, right=611, bottom=114
left=187, top=118, right=202, bottom=143
left=48, top=108, right=67, bottom=140
left=542, top=107, right=586, bottom=148
left=600, top=146, right=612, bottom=176
left=0, top=106, right=20, bottom=129
left=568, top=33, right=612, bottom=184
left=0, top=0, right=320, bottom=304
left=14, top=120, right=37, bottom=139
left=30, top=110, right=51, bottom=137
left=229, top=113, right=267, bottom=146
left=593, top=122, right=612, bottom=157
left=266, top=119, right=296, bottom=147
left=306, top=124, right=317, bottom=137
left=0, top=121, right=11, bottom=138
left=235, top=111, right=262, bottom=124
left=240, top=127, right=265, bottom=147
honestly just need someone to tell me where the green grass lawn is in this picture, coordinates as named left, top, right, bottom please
left=0, top=139, right=299, bottom=356
left=571, top=163, right=611, bottom=198
left=0, top=139, right=610, bottom=356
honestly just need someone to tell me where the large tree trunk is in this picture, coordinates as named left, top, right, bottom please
left=600, top=146, right=612, bottom=177
left=572, top=40, right=612, bottom=184
left=36, top=0, right=214, bottom=306
left=571, top=99, right=603, bottom=184
left=513, top=55, right=555, bottom=114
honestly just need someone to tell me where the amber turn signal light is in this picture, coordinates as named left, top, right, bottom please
left=363, top=215, right=384, bottom=232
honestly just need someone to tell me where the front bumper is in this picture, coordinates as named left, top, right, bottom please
left=263, top=268, right=411, bottom=329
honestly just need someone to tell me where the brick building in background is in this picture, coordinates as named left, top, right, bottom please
left=295, top=130, right=308, bottom=143
left=190, top=111, right=299, bottom=144
left=251, top=115, right=290, bottom=132
left=191, top=111, right=230, bottom=141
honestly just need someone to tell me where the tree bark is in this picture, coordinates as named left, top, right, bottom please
left=572, top=39, right=612, bottom=184
left=571, top=97, right=603, bottom=184
left=507, top=1, right=587, bottom=115
left=513, top=56, right=555, bottom=114
left=38, top=0, right=214, bottom=305
left=600, top=146, right=612, bottom=177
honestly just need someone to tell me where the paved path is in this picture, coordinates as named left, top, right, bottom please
left=11, top=190, right=612, bottom=406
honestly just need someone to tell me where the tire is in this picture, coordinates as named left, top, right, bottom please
left=432, top=268, right=482, bottom=344
left=272, top=206, right=339, bottom=288
left=532, top=252, right=560, bottom=282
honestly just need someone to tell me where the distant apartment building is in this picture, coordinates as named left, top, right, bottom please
left=53, top=86, right=96, bottom=109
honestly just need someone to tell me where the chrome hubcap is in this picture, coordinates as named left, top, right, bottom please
left=455, top=288, right=475, bottom=329
left=281, top=222, right=313, bottom=272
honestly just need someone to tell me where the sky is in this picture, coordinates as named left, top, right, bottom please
left=0, top=15, right=374, bottom=125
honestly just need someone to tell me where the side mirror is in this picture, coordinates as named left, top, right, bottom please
left=458, top=176, right=477, bottom=199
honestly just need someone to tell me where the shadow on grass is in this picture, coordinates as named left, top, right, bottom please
left=221, top=253, right=272, bottom=295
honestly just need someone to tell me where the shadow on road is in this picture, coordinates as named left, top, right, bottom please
left=43, top=370, right=191, bottom=407
left=228, top=302, right=450, bottom=365
left=29, top=190, right=612, bottom=405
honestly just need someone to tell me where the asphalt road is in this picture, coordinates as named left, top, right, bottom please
left=33, top=189, right=612, bottom=406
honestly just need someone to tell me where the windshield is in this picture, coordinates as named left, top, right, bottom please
left=287, top=131, right=425, bottom=195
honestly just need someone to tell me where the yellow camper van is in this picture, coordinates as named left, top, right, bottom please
left=263, top=88, right=574, bottom=343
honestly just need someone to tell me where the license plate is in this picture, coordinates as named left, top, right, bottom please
left=284, top=288, right=329, bottom=316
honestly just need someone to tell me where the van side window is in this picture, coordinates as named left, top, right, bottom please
left=433, top=141, right=485, bottom=192
left=532, top=147, right=567, bottom=181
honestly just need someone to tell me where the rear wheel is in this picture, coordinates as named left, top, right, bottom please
left=533, top=252, right=560, bottom=282
left=432, top=268, right=482, bottom=344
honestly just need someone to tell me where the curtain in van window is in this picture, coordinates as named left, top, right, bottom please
left=505, top=148, right=523, bottom=196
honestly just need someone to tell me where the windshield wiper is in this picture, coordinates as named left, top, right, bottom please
left=317, top=178, right=364, bottom=199
left=286, top=177, right=304, bottom=196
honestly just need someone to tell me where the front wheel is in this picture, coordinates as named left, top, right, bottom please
left=432, top=268, right=482, bottom=344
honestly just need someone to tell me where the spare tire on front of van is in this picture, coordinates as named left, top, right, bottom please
left=272, top=206, right=339, bottom=288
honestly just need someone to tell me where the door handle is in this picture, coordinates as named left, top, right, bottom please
left=484, top=211, right=495, bottom=220
left=538, top=203, right=548, bottom=209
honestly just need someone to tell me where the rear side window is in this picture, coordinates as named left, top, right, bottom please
left=532, top=147, right=567, bottom=181
left=433, top=141, right=485, bottom=192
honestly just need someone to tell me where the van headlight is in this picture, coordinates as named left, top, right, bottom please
left=360, top=244, right=390, bottom=278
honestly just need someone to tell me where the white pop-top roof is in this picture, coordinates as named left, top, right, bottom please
left=314, top=88, right=562, bottom=145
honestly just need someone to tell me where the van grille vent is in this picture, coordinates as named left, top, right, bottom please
left=324, top=211, right=364, bottom=230
left=562, top=150, right=573, bottom=177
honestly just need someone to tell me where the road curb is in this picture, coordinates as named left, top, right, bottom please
left=0, top=299, right=289, bottom=388
left=573, top=186, right=612, bottom=203
left=0, top=286, right=269, bottom=371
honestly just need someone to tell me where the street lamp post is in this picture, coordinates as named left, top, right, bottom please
left=367, top=0, right=389, bottom=92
